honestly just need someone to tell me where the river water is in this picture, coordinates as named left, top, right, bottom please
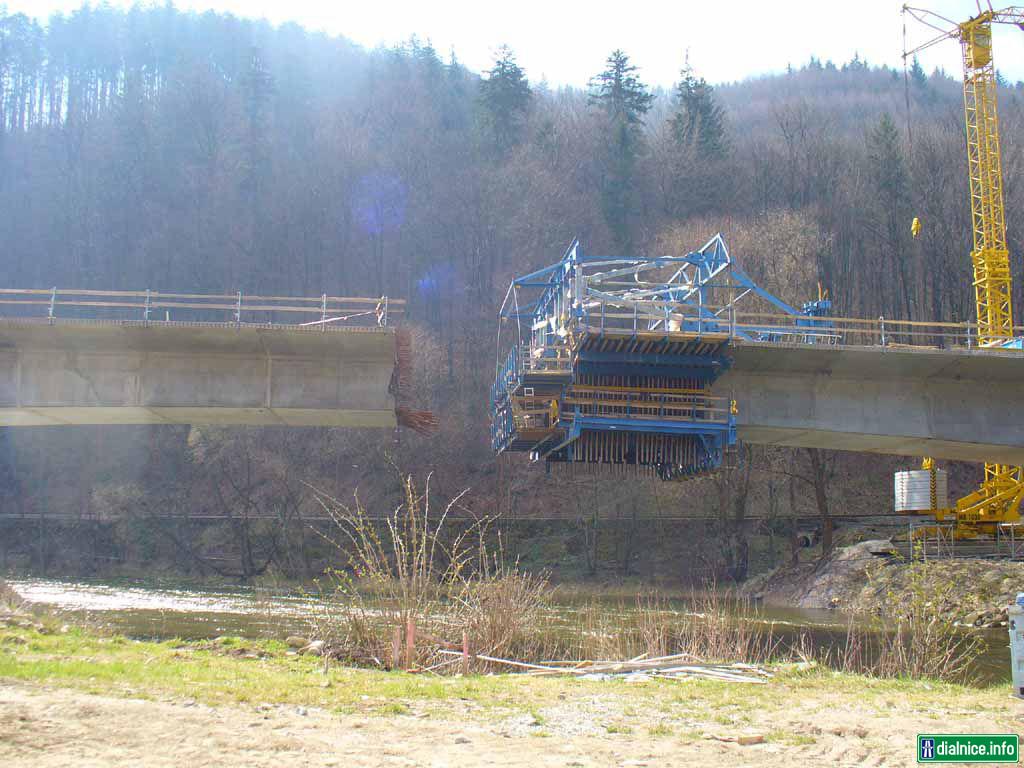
left=6, top=577, right=1012, bottom=684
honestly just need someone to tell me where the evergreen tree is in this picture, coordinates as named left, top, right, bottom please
left=670, top=63, right=727, bottom=159
left=588, top=50, right=652, bottom=251
left=909, top=55, right=927, bottom=88
left=478, top=45, right=531, bottom=154
left=587, top=49, right=653, bottom=127
left=241, top=46, right=274, bottom=191
left=867, top=113, right=913, bottom=318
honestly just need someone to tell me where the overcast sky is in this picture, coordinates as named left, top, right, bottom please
left=7, top=0, right=1024, bottom=86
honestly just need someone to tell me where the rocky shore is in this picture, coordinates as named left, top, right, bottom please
left=744, top=541, right=1024, bottom=628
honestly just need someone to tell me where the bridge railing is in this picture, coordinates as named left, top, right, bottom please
left=495, top=302, right=1024, bottom=408
left=0, top=288, right=405, bottom=327
left=571, top=297, right=1024, bottom=350
left=733, top=311, right=1024, bottom=349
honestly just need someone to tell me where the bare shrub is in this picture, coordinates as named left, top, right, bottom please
left=0, top=579, right=23, bottom=611
left=448, top=567, right=553, bottom=665
left=825, top=557, right=984, bottom=683
left=303, top=481, right=983, bottom=684
left=308, top=474, right=554, bottom=671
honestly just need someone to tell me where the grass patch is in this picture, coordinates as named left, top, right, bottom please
left=604, top=722, right=633, bottom=734
left=768, top=729, right=817, bottom=746
left=0, top=618, right=1016, bottom=743
left=375, top=701, right=409, bottom=716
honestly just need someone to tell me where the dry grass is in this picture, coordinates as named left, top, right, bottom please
left=301, top=476, right=985, bottom=684
left=819, top=556, right=985, bottom=683
left=817, top=617, right=983, bottom=683
left=556, top=590, right=781, bottom=665
left=307, top=474, right=555, bottom=671
left=0, top=579, right=24, bottom=611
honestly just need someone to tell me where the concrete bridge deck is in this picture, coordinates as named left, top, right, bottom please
left=2, top=317, right=1022, bottom=466
left=719, top=340, right=1024, bottom=464
left=0, top=318, right=397, bottom=428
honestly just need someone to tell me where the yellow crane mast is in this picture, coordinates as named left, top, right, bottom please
left=903, top=5, right=1024, bottom=536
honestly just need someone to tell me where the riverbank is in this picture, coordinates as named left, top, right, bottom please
left=744, top=541, right=1024, bottom=628
left=1, top=610, right=1021, bottom=767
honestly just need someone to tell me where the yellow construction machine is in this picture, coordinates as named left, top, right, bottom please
left=903, top=5, right=1024, bottom=538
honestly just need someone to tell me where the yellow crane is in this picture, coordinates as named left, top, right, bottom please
left=903, top=5, right=1024, bottom=537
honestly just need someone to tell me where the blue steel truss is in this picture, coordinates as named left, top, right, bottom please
left=491, top=234, right=836, bottom=478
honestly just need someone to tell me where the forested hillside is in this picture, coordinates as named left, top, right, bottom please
left=1, top=4, right=1021, bottom=581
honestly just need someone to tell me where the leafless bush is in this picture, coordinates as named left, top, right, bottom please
left=308, top=474, right=554, bottom=671
left=822, top=558, right=984, bottom=683
left=0, top=579, right=23, bottom=611
left=303, top=483, right=983, bottom=683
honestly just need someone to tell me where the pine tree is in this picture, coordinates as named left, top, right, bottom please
left=670, top=63, right=727, bottom=159
left=909, top=56, right=927, bottom=88
left=867, top=113, right=914, bottom=318
left=588, top=49, right=653, bottom=127
left=238, top=47, right=272, bottom=196
left=588, top=50, right=653, bottom=251
left=478, top=45, right=531, bottom=154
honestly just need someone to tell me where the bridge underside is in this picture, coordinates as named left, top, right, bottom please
left=720, top=342, right=1024, bottom=465
left=0, top=319, right=397, bottom=428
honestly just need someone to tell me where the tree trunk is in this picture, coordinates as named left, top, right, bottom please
left=787, top=473, right=800, bottom=566
left=806, top=448, right=833, bottom=557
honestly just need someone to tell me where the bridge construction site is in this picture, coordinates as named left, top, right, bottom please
left=490, top=5, right=1024, bottom=545
left=2, top=7, right=1024, bottom=554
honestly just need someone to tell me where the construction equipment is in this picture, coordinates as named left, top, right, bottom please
left=903, top=5, right=1024, bottom=537
left=490, top=235, right=835, bottom=478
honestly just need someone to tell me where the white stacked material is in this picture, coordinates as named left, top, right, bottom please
left=894, top=469, right=948, bottom=512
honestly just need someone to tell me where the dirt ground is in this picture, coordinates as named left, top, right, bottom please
left=2, top=680, right=1021, bottom=767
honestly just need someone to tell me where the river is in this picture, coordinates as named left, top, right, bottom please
left=6, top=577, right=1012, bottom=684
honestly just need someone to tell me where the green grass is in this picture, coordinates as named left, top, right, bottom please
left=0, top=617, right=1016, bottom=737
left=604, top=723, right=633, bottom=734
left=0, top=622, right=560, bottom=716
left=768, top=730, right=817, bottom=746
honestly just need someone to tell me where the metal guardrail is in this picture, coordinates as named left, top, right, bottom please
left=578, top=300, right=1024, bottom=349
left=0, top=288, right=406, bottom=327
left=494, top=303, right=1024, bottom=416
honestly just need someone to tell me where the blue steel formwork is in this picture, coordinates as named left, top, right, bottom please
left=491, top=234, right=836, bottom=479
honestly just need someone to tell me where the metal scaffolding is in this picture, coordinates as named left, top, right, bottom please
left=490, top=234, right=836, bottom=479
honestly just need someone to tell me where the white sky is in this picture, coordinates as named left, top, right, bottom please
left=8, top=0, right=1024, bottom=86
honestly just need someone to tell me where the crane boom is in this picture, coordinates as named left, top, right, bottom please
left=903, top=6, right=1024, bottom=534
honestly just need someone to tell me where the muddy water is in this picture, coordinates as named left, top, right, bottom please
left=7, top=577, right=1012, bottom=684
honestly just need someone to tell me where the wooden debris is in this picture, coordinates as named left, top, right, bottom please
left=436, top=650, right=566, bottom=673
left=434, top=650, right=772, bottom=683
left=709, top=733, right=766, bottom=746
left=391, top=626, right=402, bottom=670
left=396, top=407, right=439, bottom=435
